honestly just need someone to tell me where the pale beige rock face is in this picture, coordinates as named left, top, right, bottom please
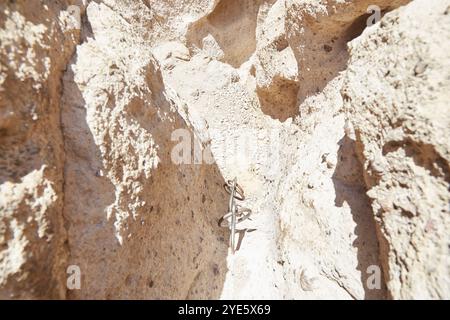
left=61, top=2, right=229, bottom=299
left=342, top=1, right=450, bottom=299
left=0, top=1, right=80, bottom=299
left=0, top=0, right=449, bottom=300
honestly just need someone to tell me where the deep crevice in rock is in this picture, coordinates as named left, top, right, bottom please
left=1, top=0, right=447, bottom=301
left=332, top=135, right=387, bottom=299
left=186, top=0, right=265, bottom=68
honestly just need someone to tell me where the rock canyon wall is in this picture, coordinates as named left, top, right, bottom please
left=0, top=0, right=449, bottom=299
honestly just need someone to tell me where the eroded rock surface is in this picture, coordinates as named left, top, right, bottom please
left=0, top=0, right=80, bottom=299
left=342, top=0, right=450, bottom=298
left=1, top=0, right=449, bottom=299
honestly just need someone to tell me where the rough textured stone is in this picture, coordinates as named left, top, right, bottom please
left=342, top=0, right=450, bottom=299
left=0, top=0, right=80, bottom=299
left=0, top=0, right=448, bottom=300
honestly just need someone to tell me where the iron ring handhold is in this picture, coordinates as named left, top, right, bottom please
left=223, top=180, right=245, bottom=201
left=218, top=206, right=253, bottom=228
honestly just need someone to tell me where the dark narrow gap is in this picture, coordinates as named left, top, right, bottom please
left=332, top=135, right=388, bottom=299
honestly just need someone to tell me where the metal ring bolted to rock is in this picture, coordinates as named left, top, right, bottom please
left=218, top=206, right=252, bottom=228
left=223, top=180, right=245, bottom=200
